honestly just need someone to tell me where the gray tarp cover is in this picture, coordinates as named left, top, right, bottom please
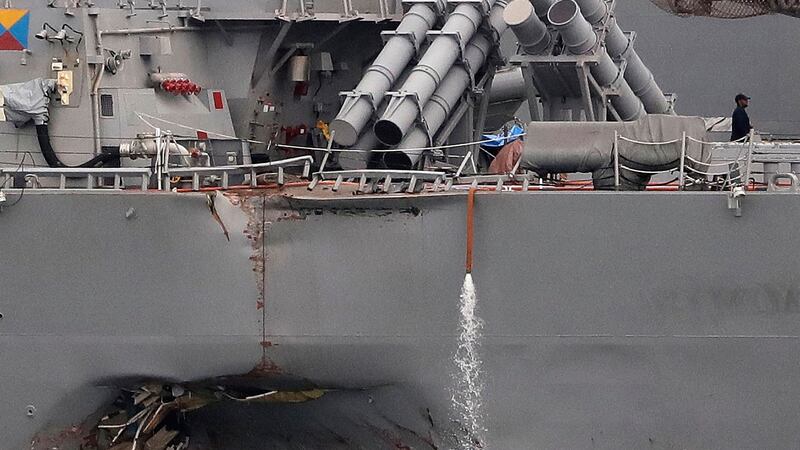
left=0, top=78, right=57, bottom=126
left=520, top=114, right=711, bottom=175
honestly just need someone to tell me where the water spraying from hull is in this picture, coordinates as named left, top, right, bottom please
left=452, top=188, right=486, bottom=448
left=452, top=272, right=487, bottom=448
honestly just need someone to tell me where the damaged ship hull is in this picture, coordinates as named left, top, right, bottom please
left=4, top=190, right=800, bottom=449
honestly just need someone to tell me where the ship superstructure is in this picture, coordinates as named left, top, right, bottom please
left=3, top=0, right=800, bottom=449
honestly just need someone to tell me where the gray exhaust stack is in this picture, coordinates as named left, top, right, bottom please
left=330, top=3, right=438, bottom=146
left=503, top=0, right=551, bottom=54
left=374, top=1, right=494, bottom=146
left=386, top=0, right=509, bottom=169
left=547, top=0, right=644, bottom=120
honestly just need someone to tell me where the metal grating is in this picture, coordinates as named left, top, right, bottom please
left=100, top=94, right=114, bottom=117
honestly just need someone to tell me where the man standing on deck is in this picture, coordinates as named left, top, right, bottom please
left=731, top=93, right=753, bottom=141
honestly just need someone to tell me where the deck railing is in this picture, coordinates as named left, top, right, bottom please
left=612, top=130, right=756, bottom=191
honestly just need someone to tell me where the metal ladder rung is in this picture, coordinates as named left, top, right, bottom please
left=357, top=174, right=368, bottom=193
left=333, top=174, right=344, bottom=192
left=277, top=166, right=285, bottom=186
left=382, top=174, right=392, bottom=193
left=407, top=175, right=418, bottom=193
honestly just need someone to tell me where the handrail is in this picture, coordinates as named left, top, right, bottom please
left=0, top=167, right=152, bottom=190
left=309, top=168, right=447, bottom=193
left=614, top=130, right=758, bottom=191
left=168, top=156, right=313, bottom=191
left=0, top=156, right=313, bottom=192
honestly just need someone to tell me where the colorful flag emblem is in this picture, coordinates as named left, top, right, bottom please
left=0, top=9, right=29, bottom=51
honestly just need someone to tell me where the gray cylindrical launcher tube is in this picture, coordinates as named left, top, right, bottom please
left=548, top=0, right=644, bottom=120
left=547, top=0, right=595, bottom=53
left=573, top=0, right=606, bottom=24
left=385, top=35, right=495, bottom=169
left=531, top=0, right=555, bottom=18
left=605, top=18, right=670, bottom=114
left=329, top=4, right=438, bottom=146
left=374, top=1, right=492, bottom=146
left=503, top=0, right=551, bottom=54
left=570, top=0, right=670, bottom=114
left=386, top=1, right=509, bottom=169
left=488, top=67, right=526, bottom=103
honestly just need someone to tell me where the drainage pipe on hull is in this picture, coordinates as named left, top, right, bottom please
left=374, top=1, right=493, bottom=146
left=386, top=1, right=509, bottom=168
left=329, top=4, right=439, bottom=146
left=547, top=0, right=644, bottom=120
left=503, top=0, right=551, bottom=54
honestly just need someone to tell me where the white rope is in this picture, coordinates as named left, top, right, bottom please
left=618, top=136, right=681, bottom=146
left=685, top=154, right=748, bottom=167
left=619, top=164, right=676, bottom=175
left=685, top=165, right=743, bottom=180
left=688, top=134, right=749, bottom=145
left=135, top=112, right=266, bottom=144
left=135, top=111, right=527, bottom=154
left=276, top=133, right=528, bottom=154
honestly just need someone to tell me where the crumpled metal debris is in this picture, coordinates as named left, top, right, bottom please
left=94, top=383, right=328, bottom=450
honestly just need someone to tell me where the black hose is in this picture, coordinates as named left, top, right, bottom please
left=36, top=124, right=118, bottom=168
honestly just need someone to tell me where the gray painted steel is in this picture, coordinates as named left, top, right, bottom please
left=548, top=0, right=644, bottom=120
left=603, top=15, right=671, bottom=114
left=487, top=66, right=526, bottom=103
left=504, top=0, right=552, bottom=54
left=4, top=1, right=800, bottom=448
left=374, top=2, right=492, bottom=145
left=615, top=2, right=800, bottom=134
left=532, top=0, right=556, bottom=19
left=4, top=190, right=800, bottom=449
left=330, top=4, right=438, bottom=146
left=390, top=2, right=509, bottom=167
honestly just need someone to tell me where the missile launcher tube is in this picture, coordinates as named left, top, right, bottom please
left=548, top=0, right=644, bottom=120
left=569, top=0, right=671, bottom=113
left=531, top=0, right=555, bottom=18
left=374, top=2, right=493, bottom=146
left=387, top=1, right=509, bottom=168
left=487, top=67, right=526, bottom=103
left=503, top=0, right=552, bottom=55
left=329, top=4, right=438, bottom=146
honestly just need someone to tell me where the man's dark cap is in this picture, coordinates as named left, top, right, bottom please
left=735, top=93, right=751, bottom=102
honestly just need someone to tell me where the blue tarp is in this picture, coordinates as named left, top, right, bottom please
left=480, top=124, right=525, bottom=150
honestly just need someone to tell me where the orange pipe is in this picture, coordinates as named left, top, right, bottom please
left=465, top=187, right=476, bottom=274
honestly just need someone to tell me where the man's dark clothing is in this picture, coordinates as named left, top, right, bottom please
left=731, top=106, right=752, bottom=141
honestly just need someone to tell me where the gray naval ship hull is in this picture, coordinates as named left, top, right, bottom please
left=3, top=189, right=800, bottom=449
